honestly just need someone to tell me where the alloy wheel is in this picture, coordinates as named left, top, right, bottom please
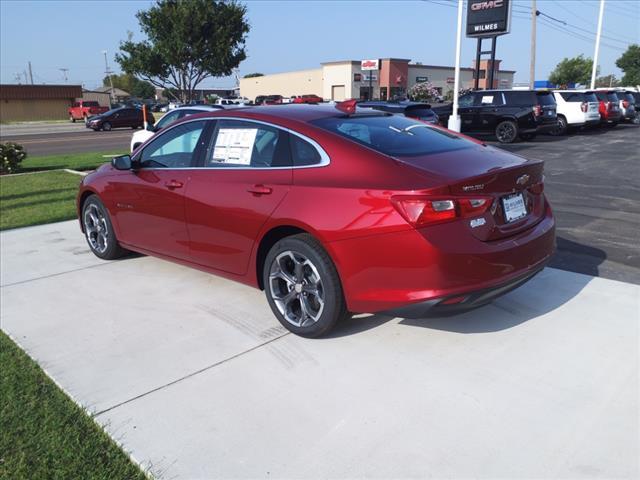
left=83, top=203, right=109, bottom=254
left=497, top=122, right=516, bottom=143
left=268, top=251, right=325, bottom=328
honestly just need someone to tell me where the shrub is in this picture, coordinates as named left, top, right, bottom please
left=408, top=81, right=440, bottom=102
left=1, top=142, right=27, bottom=174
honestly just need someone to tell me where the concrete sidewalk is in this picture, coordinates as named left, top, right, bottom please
left=1, top=221, right=638, bottom=479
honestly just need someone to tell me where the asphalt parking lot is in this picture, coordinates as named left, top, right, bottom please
left=1, top=220, right=638, bottom=479
left=490, top=123, right=640, bottom=284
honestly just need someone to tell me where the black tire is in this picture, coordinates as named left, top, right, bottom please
left=263, top=233, right=347, bottom=338
left=70, top=115, right=76, bottom=123
left=81, top=195, right=128, bottom=260
left=549, top=115, right=567, bottom=136
left=519, top=132, right=537, bottom=141
left=495, top=120, right=518, bottom=143
left=102, top=121, right=112, bottom=131
left=607, top=122, right=618, bottom=128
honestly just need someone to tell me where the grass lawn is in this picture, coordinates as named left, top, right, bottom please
left=19, top=151, right=122, bottom=173
left=0, top=331, right=146, bottom=479
left=0, top=171, right=83, bottom=230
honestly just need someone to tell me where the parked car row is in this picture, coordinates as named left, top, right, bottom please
left=429, top=87, right=638, bottom=143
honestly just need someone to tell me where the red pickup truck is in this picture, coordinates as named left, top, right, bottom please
left=69, top=101, right=109, bottom=123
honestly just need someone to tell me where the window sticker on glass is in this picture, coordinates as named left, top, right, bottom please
left=212, top=128, right=258, bottom=165
left=481, top=95, right=494, bottom=105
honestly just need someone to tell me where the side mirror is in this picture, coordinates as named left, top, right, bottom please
left=112, top=155, right=132, bottom=170
left=146, top=123, right=157, bottom=132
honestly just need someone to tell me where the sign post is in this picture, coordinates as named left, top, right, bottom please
left=466, top=0, right=512, bottom=90
left=361, top=59, right=379, bottom=101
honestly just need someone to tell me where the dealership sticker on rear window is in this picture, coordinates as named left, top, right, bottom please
left=212, top=128, right=258, bottom=165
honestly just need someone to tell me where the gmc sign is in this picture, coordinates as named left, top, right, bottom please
left=466, top=0, right=511, bottom=38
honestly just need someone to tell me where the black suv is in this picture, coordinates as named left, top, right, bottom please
left=436, top=90, right=558, bottom=143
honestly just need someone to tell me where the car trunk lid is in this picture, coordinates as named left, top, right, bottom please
left=395, top=145, right=546, bottom=241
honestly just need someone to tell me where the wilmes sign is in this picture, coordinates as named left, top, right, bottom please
left=466, top=0, right=512, bottom=38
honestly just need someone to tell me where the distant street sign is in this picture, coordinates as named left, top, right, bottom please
left=416, top=76, right=429, bottom=83
left=446, top=77, right=455, bottom=84
left=466, top=0, right=512, bottom=38
left=361, top=59, right=379, bottom=71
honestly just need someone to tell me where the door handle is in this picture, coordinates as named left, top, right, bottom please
left=247, top=184, right=272, bottom=195
left=164, top=180, right=184, bottom=189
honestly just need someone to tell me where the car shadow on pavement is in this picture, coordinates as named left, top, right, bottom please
left=329, top=237, right=605, bottom=337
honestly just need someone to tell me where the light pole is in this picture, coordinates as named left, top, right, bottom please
left=591, top=0, right=605, bottom=90
left=102, top=50, right=115, bottom=105
left=448, top=0, right=464, bottom=132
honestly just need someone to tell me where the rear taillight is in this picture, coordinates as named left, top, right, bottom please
left=528, top=182, right=544, bottom=194
left=623, top=100, right=629, bottom=108
left=391, top=196, right=492, bottom=227
left=580, top=102, right=588, bottom=113
left=533, top=104, right=542, bottom=117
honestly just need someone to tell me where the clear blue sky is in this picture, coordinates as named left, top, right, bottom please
left=1, top=0, right=638, bottom=88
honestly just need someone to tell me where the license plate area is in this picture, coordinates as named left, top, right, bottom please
left=502, top=193, right=527, bottom=223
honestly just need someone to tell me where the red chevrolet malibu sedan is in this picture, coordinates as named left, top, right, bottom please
left=77, top=102, right=555, bottom=337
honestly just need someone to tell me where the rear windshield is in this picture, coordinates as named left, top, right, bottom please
left=583, top=92, right=598, bottom=102
left=83, top=101, right=100, bottom=107
left=536, top=92, right=556, bottom=105
left=624, top=93, right=635, bottom=103
left=312, top=115, right=473, bottom=157
left=560, top=92, right=585, bottom=102
left=607, top=92, right=619, bottom=102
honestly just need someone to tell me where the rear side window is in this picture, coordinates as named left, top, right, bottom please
left=475, top=93, right=504, bottom=106
left=504, top=91, right=536, bottom=106
left=536, top=93, right=556, bottom=105
left=290, top=135, right=322, bottom=166
left=560, top=92, right=585, bottom=102
left=312, top=115, right=473, bottom=157
left=607, top=93, right=619, bottom=102
left=205, top=119, right=291, bottom=168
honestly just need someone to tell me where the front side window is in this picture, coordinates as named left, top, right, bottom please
left=155, top=110, right=181, bottom=129
left=458, top=94, right=474, bottom=107
left=140, top=120, right=206, bottom=168
left=205, top=120, right=291, bottom=168
left=312, top=115, right=473, bottom=157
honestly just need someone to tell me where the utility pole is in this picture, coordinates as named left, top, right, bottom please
left=102, top=50, right=115, bottom=105
left=591, top=0, right=605, bottom=89
left=28, top=61, right=34, bottom=84
left=59, top=68, right=69, bottom=83
left=530, top=0, right=537, bottom=89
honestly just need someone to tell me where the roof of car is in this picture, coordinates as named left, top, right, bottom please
left=179, top=103, right=389, bottom=125
left=172, top=105, right=222, bottom=111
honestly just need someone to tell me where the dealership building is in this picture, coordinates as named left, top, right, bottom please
left=240, top=58, right=515, bottom=102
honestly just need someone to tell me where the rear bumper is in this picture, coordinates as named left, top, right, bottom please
left=383, top=259, right=547, bottom=318
left=328, top=200, right=556, bottom=314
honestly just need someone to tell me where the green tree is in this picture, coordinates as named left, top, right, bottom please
left=116, top=0, right=249, bottom=103
left=243, top=73, right=264, bottom=78
left=595, top=74, right=620, bottom=88
left=616, top=44, right=640, bottom=86
left=548, top=55, right=594, bottom=86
